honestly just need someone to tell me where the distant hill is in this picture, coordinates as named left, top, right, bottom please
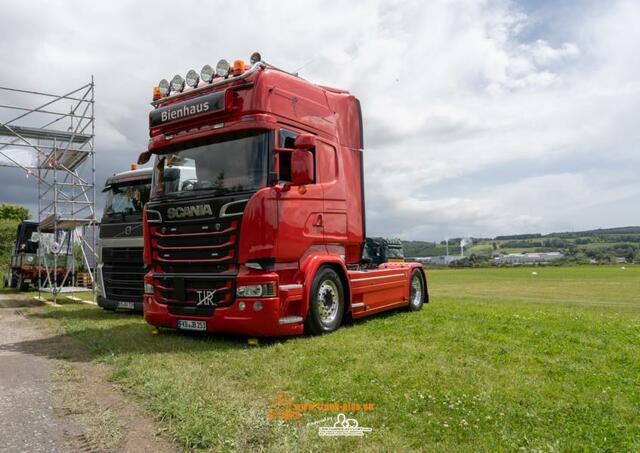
left=496, top=226, right=640, bottom=240
left=403, top=226, right=640, bottom=264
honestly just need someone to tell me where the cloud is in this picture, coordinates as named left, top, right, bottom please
left=0, top=0, right=638, bottom=240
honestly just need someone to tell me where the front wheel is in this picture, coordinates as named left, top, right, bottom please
left=407, top=269, right=426, bottom=311
left=18, top=274, right=30, bottom=292
left=10, top=272, right=18, bottom=288
left=304, top=266, right=345, bottom=335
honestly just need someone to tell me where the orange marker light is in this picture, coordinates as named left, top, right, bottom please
left=232, top=59, right=245, bottom=76
left=152, top=86, right=161, bottom=101
left=130, top=163, right=138, bottom=171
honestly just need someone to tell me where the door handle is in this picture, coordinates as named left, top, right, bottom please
left=314, top=214, right=323, bottom=227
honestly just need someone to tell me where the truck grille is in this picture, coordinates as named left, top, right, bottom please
left=101, top=247, right=145, bottom=302
left=149, top=218, right=239, bottom=310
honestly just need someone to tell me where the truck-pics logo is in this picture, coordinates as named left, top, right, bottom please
left=167, top=204, right=213, bottom=219
left=318, top=413, right=373, bottom=437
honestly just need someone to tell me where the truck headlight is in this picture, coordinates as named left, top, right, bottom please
left=185, top=69, right=199, bottom=88
left=201, top=64, right=214, bottom=83
left=26, top=255, right=34, bottom=263
left=170, top=74, right=185, bottom=93
left=216, top=59, right=230, bottom=78
left=236, top=283, right=275, bottom=298
left=158, top=79, right=170, bottom=96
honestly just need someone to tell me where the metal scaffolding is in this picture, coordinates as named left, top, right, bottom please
left=0, top=80, right=97, bottom=300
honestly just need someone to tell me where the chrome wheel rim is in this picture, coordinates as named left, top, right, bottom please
left=410, top=273, right=423, bottom=307
left=317, top=280, right=340, bottom=324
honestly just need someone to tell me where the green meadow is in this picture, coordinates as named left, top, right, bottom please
left=24, top=266, right=640, bottom=451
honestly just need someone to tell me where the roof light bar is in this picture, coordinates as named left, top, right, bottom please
left=151, top=56, right=265, bottom=106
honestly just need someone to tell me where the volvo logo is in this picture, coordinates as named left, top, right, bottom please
left=167, top=204, right=213, bottom=219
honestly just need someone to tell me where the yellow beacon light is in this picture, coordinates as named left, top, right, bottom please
left=232, top=59, right=246, bottom=76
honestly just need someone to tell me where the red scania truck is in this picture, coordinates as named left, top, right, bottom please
left=139, top=54, right=428, bottom=336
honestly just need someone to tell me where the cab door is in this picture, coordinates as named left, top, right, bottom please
left=275, top=129, right=326, bottom=261
left=316, top=141, right=348, bottom=247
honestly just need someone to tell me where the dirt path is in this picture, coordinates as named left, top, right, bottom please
left=0, top=294, right=178, bottom=452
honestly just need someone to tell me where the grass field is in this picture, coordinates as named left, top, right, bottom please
left=23, top=266, right=640, bottom=451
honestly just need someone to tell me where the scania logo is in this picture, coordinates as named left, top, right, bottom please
left=167, top=204, right=213, bottom=219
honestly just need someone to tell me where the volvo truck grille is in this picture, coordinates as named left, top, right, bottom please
left=101, top=247, right=145, bottom=303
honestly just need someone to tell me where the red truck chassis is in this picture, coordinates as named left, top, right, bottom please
left=141, top=56, right=428, bottom=336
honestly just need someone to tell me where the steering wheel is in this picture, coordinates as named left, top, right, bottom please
left=181, top=179, right=198, bottom=191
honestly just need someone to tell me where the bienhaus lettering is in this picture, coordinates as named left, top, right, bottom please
left=161, top=102, right=209, bottom=123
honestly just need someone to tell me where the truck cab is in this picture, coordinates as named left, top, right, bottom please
left=5, top=221, right=43, bottom=290
left=4, top=221, right=72, bottom=291
left=95, top=168, right=151, bottom=311
left=140, top=55, right=428, bottom=336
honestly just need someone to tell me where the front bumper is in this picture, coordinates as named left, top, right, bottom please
left=97, top=295, right=143, bottom=313
left=143, top=275, right=305, bottom=336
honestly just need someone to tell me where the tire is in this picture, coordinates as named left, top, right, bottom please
left=304, top=266, right=345, bottom=335
left=10, top=272, right=18, bottom=288
left=407, top=269, right=426, bottom=312
left=18, top=274, right=30, bottom=292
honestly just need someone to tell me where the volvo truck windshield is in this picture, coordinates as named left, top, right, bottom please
left=104, top=179, right=150, bottom=217
left=97, top=168, right=152, bottom=312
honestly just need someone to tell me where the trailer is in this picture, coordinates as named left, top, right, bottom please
left=138, top=53, right=428, bottom=336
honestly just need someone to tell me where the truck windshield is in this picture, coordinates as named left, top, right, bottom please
left=152, top=130, right=270, bottom=198
left=27, top=231, right=54, bottom=252
left=104, top=180, right=151, bottom=216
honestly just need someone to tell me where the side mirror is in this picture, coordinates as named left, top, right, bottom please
left=294, top=133, right=316, bottom=150
left=291, top=149, right=314, bottom=186
left=137, top=150, right=152, bottom=165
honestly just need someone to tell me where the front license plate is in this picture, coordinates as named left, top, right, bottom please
left=118, top=301, right=135, bottom=310
left=177, top=320, right=207, bottom=331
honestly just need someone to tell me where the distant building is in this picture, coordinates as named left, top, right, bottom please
left=494, top=252, right=564, bottom=265
left=407, top=255, right=461, bottom=266
left=614, top=257, right=628, bottom=264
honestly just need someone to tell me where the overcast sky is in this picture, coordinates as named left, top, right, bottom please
left=1, top=0, right=638, bottom=240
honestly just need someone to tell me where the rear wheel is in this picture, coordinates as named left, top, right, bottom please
left=407, top=269, right=426, bottom=311
left=305, top=266, right=344, bottom=335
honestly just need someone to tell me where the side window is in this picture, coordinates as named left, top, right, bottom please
left=317, top=142, right=337, bottom=183
left=278, top=129, right=298, bottom=148
left=277, top=129, right=297, bottom=182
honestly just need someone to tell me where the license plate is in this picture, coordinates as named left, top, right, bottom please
left=177, top=320, right=207, bottom=331
left=118, top=301, right=135, bottom=309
